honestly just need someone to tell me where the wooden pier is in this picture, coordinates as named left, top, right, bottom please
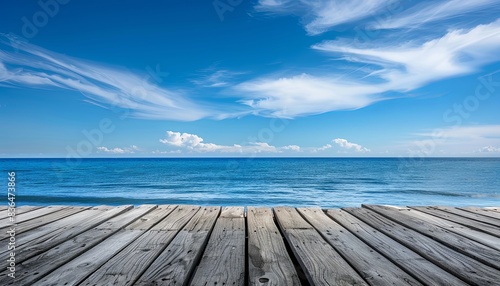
left=1, top=204, right=500, bottom=285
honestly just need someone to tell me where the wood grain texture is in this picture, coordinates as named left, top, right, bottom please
left=326, top=209, right=468, bottom=286
left=298, top=207, right=421, bottom=286
left=135, top=206, right=220, bottom=285
left=410, top=206, right=500, bottom=238
left=247, top=207, right=301, bottom=286
left=372, top=205, right=500, bottom=252
left=458, top=206, right=500, bottom=220
left=80, top=205, right=199, bottom=286
left=346, top=207, right=500, bottom=285
left=0, top=206, right=88, bottom=240
left=190, top=208, right=245, bottom=286
left=0, top=206, right=166, bottom=286
left=275, top=207, right=367, bottom=286
left=430, top=206, right=500, bottom=226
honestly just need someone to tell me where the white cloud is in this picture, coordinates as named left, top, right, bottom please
left=314, top=19, right=500, bottom=91
left=160, top=131, right=286, bottom=153
left=0, top=35, right=211, bottom=121
left=97, top=145, right=139, bottom=154
left=281, top=145, right=301, bottom=151
left=311, top=144, right=332, bottom=153
left=235, top=73, right=384, bottom=118
left=256, top=0, right=393, bottom=35
left=235, top=20, right=500, bottom=118
left=333, top=138, right=370, bottom=152
left=374, top=0, right=500, bottom=30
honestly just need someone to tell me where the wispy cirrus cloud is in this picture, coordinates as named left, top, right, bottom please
left=373, top=0, right=500, bottom=30
left=0, top=34, right=213, bottom=121
left=235, top=20, right=500, bottom=118
left=191, top=69, right=245, bottom=88
left=256, top=0, right=394, bottom=35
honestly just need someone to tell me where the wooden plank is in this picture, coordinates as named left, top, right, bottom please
left=484, top=207, right=500, bottom=213
left=458, top=206, right=500, bottom=220
left=247, top=207, right=301, bottom=286
left=345, top=207, right=500, bottom=285
left=1, top=205, right=166, bottom=286
left=0, top=206, right=66, bottom=229
left=0, top=206, right=88, bottom=240
left=32, top=205, right=158, bottom=286
left=0, top=205, right=132, bottom=269
left=410, top=206, right=500, bottom=238
left=297, top=207, right=422, bottom=286
left=365, top=204, right=500, bottom=270
left=0, top=206, right=41, bottom=219
left=326, top=209, right=468, bottom=286
left=274, top=207, right=367, bottom=286
left=374, top=205, right=500, bottom=252
left=135, top=207, right=220, bottom=285
left=220, top=206, right=245, bottom=218
left=80, top=206, right=200, bottom=286
left=190, top=207, right=245, bottom=286
left=433, top=206, right=500, bottom=226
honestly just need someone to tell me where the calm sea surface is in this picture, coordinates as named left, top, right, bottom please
left=1, top=158, right=499, bottom=208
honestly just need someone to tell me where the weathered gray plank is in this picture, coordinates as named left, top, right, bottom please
left=0, top=206, right=41, bottom=220
left=80, top=205, right=200, bottom=286
left=32, top=205, right=157, bottom=286
left=0, top=206, right=88, bottom=240
left=135, top=207, right=220, bottom=285
left=378, top=205, right=500, bottom=252
left=0, top=206, right=66, bottom=229
left=410, top=206, right=500, bottom=238
left=298, top=207, right=421, bottom=286
left=247, top=207, right=301, bottom=286
left=274, top=207, right=367, bottom=286
left=434, top=206, right=500, bottom=226
left=12, top=205, right=129, bottom=249
left=327, top=209, right=468, bottom=286
left=365, top=204, right=500, bottom=270
left=458, top=206, right=500, bottom=220
left=346, top=207, right=500, bottom=285
left=484, top=207, right=500, bottom=213
left=190, top=207, right=245, bottom=286
left=1, top=205, right=165, bottom=285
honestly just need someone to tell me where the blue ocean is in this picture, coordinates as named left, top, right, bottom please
left=1, top=158, right=499, bottom=208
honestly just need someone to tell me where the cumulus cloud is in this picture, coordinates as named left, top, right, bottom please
left=159, top=131, right=302, bottom=153
left=0, top=34, right=211, bottom=121
left=281, top=145, right=301, bottom=151
left=311, top=144, right=332, bottom=153
left=97, top=145, right=139, bottom=154
left=333, top=138, right=370, bottom=152
left=256, top=0, right=393, bottom=35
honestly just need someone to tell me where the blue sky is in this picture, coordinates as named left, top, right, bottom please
left=1, top=0, right=500, bottom=157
